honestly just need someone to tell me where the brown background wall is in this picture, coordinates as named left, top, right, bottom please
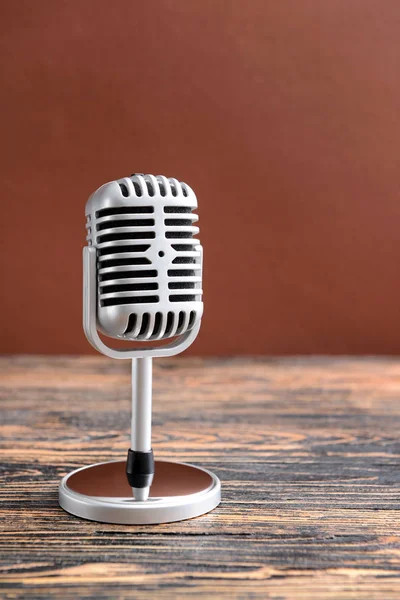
left=1, top=0, right=400, bottom=355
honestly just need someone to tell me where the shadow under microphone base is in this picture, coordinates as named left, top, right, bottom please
left=59, top=460, right=221, bottom=525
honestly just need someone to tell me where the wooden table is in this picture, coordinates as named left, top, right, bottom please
left=1, top=356, right=400, bottom=599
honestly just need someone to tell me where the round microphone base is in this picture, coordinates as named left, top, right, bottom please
left=59, top=460, right=221, bottom=524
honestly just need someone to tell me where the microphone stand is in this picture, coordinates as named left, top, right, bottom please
left=128, top=357, right=154, bottom=501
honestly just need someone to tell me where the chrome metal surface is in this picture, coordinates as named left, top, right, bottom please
left=85, top=174, right=203, bottom=342
left=59, top=460, right=221, bottom=525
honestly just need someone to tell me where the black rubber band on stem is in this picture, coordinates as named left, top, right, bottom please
left=126, top=449, right=154, bottom=488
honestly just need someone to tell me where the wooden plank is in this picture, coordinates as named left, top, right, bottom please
left=1, top=356, right=400, bottom=598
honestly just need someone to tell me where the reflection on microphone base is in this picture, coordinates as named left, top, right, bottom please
left=59, top=459, right=221, bottom=524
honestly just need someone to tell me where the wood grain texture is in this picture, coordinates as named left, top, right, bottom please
left=1, top=356, right=400, bottom=599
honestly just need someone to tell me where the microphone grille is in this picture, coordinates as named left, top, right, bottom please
left=85, top=174, right=203, bottom=341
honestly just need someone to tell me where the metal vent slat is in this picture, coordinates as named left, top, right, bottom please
left=124, top=313, right=142, bottom=337
left=132, top=312, right=155, bottom=340
left=98, top=247, right=151, bottom=259
left=101, top=288, right=160, bottom=298
left=100, top=275, right=158, bottom=284
left=99, top=258, right=151, bottom=270
left=97, top=220, right=155, bottom=231
left=167, top=289, right=203, bottom=295
left=100, top=283, right=158, bottom=294
left=98, top=239, right=153, bottom=249
left=168, top=312, right=179, bottom=336
left=99, top=263, right=152, bottom=275
left=176, top=311, right=190, bottom=335
left=98, top=232, right=155, bottom=244
left=101, top=295, right=159, bottom=307
left=165, top=225, right=199, bottom=236
left=151, top=312, right=164, bottom=339
left=99, top=272, right=157, bottom=288
left=164, top=213, right=198, bottom=221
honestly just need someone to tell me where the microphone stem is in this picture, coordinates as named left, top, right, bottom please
left=131, top=357, right=152, bottom=452
left=127, top=357, right=154, bottom=501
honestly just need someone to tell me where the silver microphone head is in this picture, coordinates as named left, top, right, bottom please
left=85, top=174, right=203, bottom=341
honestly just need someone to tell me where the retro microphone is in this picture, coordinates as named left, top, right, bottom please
left=59, top=173, right=220, bottom=523
left=83, top=174, right=203, bottom=501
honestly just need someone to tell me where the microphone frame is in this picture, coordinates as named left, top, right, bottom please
left=83, top=246, right=201, bottom=359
